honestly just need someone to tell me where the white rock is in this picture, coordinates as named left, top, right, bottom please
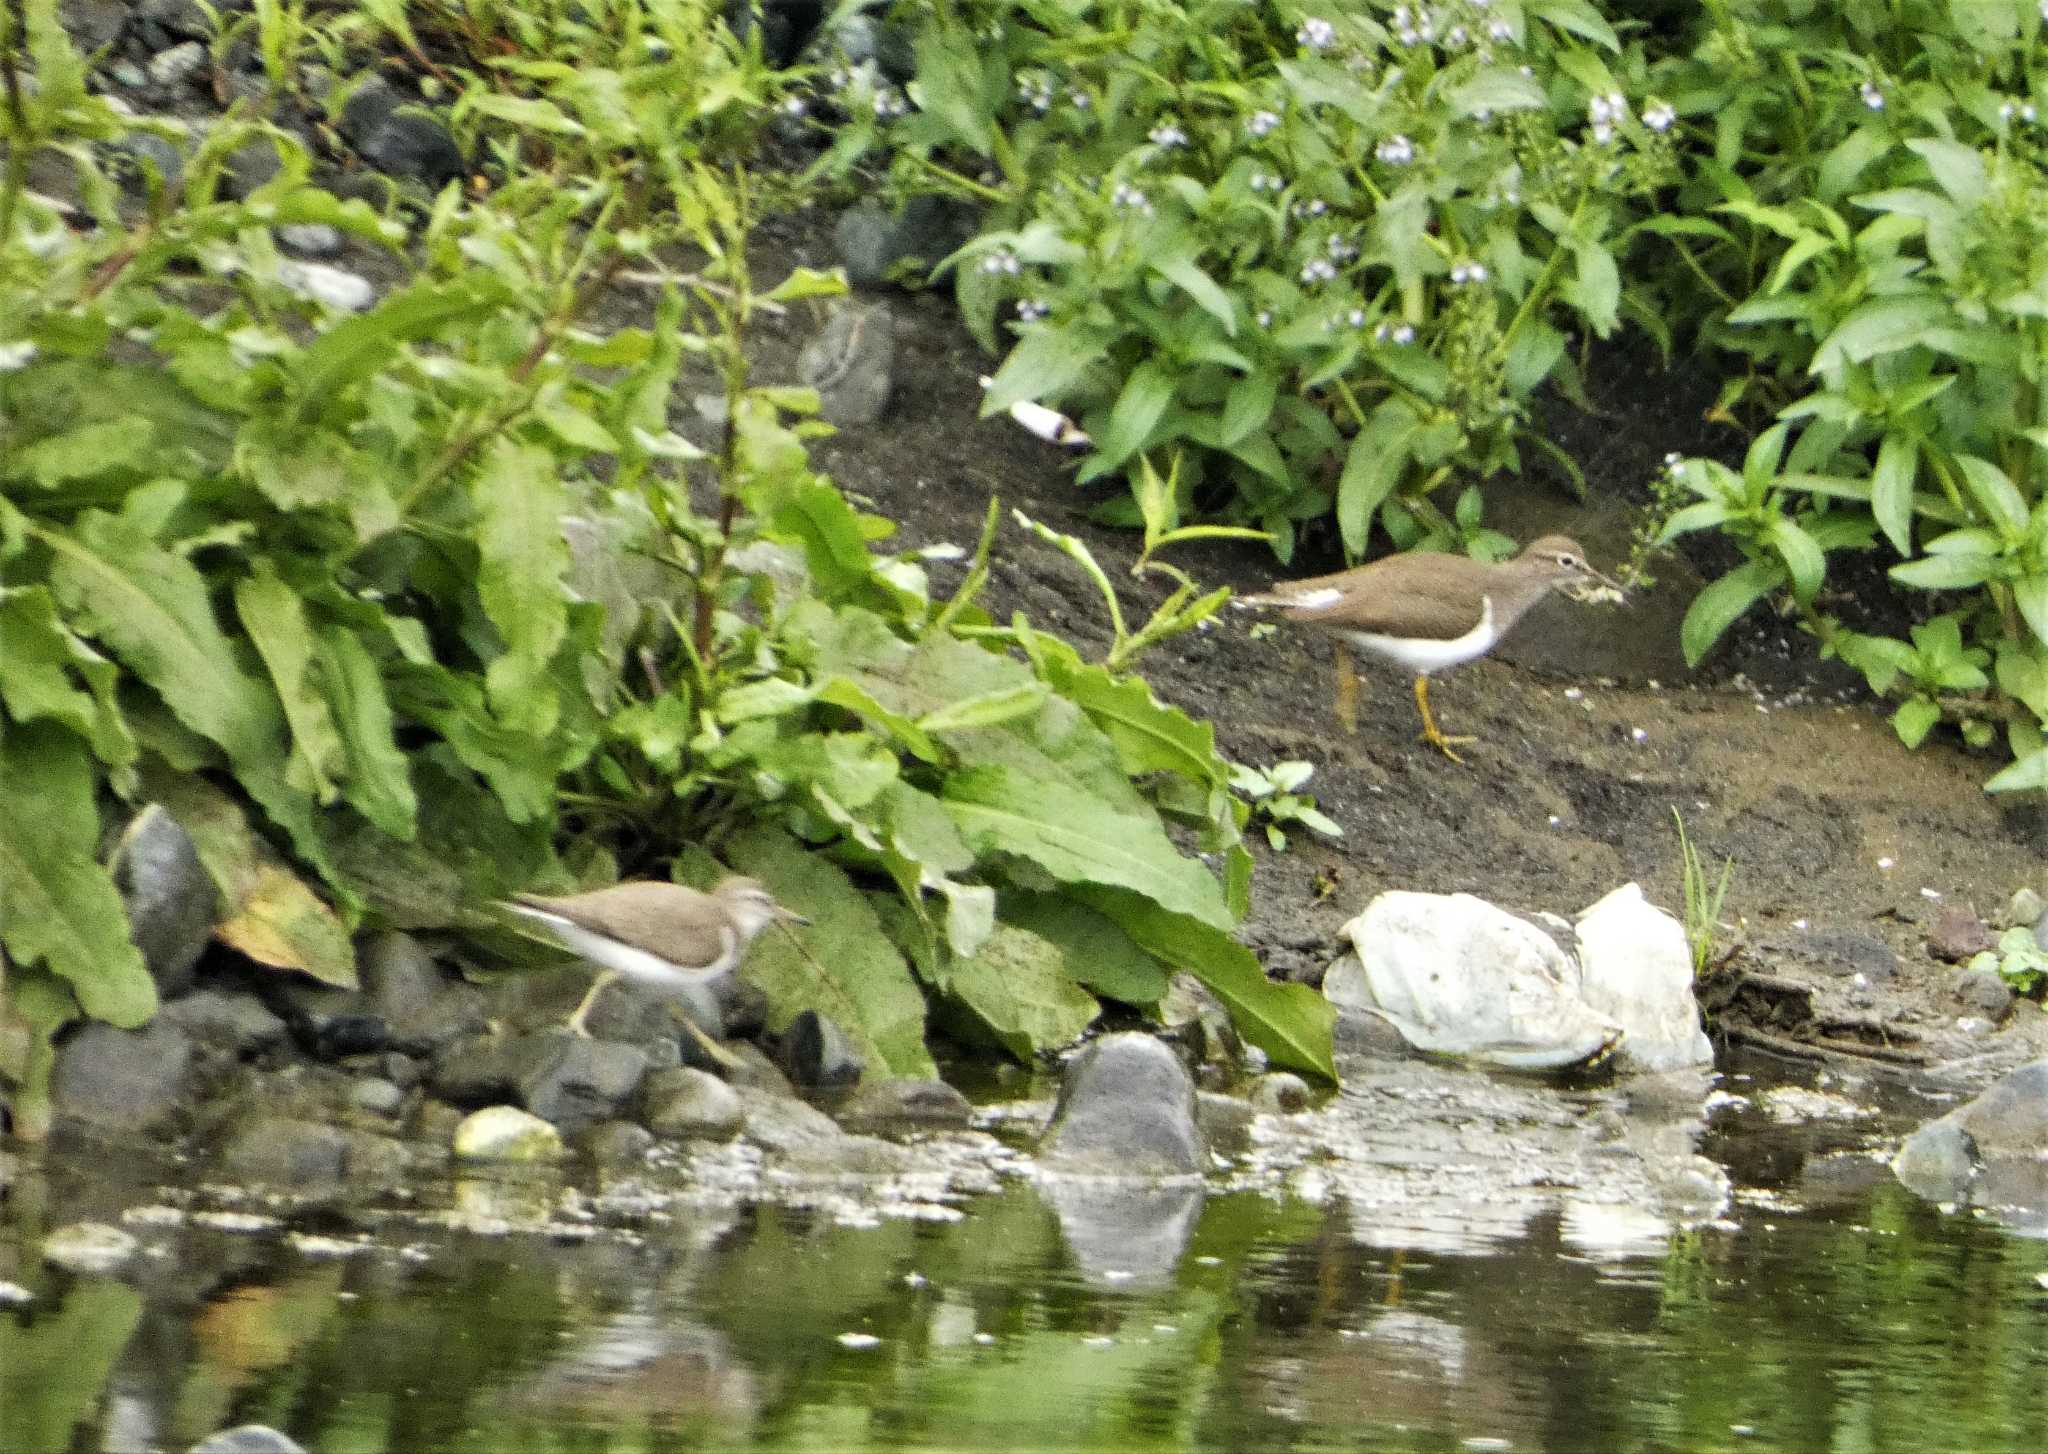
left=1335, top=892, right=1622, bottom=1071
left=43, top=1222, right=139, bottom=1275
left=1573, top=883, right=1715, bottom=1073
left=453, top=1105, right=565, bottom=1162
left=276, top=260, right=375, bottom=311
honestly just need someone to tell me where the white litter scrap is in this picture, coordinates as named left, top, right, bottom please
left=978, top=376, right=1090, bottom=447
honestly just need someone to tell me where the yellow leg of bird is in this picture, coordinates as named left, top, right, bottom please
left=1413, top=676, right=1476, bottom=762
left=564, top=969, right=618, bottom=1038
left=1334, top=649, right=1360, bottom=734
left=674, top=1008, right=746, bottom=1071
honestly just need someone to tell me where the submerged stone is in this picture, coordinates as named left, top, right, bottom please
left=1040, top=1033, right=1205, bottom=1177
left=453, top=1106, right=565, bottom=1163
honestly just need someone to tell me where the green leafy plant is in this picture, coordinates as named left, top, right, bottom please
left=821, top=0, right=1680, bottom=560
left=1672, top=808, right=1734, bottom=976
left=1228, top=761, right=1344, bottom=851
left=0, top=1, right=1335, bottom=1138
left=1966, top=925, right=2048, bottom=995
left=1642, top=0, right=2048, bottom=791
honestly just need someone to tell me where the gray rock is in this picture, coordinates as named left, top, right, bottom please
left=158, top=989, right=288, bottom=1057
left=2003, top=886, right=2043, bottom=931
left=1195, top=1090, right=1255, bottom=1154
left=358, top=111, right=465, bottom=189
left=63, top=0, right=130, bottom=53
left=138, top=0, right=210, bottom=40
left=452, top=1105, right=564, bottom=1162
left=1574, top=883, right=1715, bottom=1073
left=189, top=1426, right=308, bottom=1454
left=836, top=1077, right=972, bottom=1131
left=269, top=980, right=391, bottom=1060
left=738, top=1087, right=910, bottom=1173
left=517, top=1034, right=650, bottom=1133
left=349, top=1078, right=405, bottom=1116
left=641, top=1067, right=744, bottom=1141
left=1250, top=1072, right=1312, bottom=1114
left=798, top=300, right=895, bottom=427
left=835, top=15, right=916, bottom=82
left=51, top=1020, right=193, bottom=1133
left=2036, top=905, right=2048, bottom=953
left=1945, top=1058, right=2048, bottom=1154
left=111, top=805, right=218, bottom=997
left=339, top=75, right=402, bottom=142
left=834, top=196, right=976, bottom=286
left=146, top=40, right=205, bottom=89
left=223, top=139, right=282, bottom=199
left=1774, top=928, right=1899, bottom=981
left=114, top=134, right=188, bottom=197
left=215, top=1116, right=349, bottom=1185
left=108, top=60, right=150, bottom=89
left=277, top=223, right=343, bottom=257
left=779, top=1009, right=863, bottom=1089
left=716, top=1040, right=798, bottom=1096
left=1036, top=1179, right=1204, bottom=1290
left=43, top=1222, right=139, bottom=1275
left=358, top=932, right=487, bottom=1052
left=1040, top=1033, right=1205, bottom=1177
left=432, top=1031, right=552, bottom=1104
left=1892, top=1120, right=1979, bottom=1203
left=1951, top=966, right=2016, bottom=1021
left=575, top=974, right=724, bottom=1057
left=579, top=1119, right=655, bottom=1169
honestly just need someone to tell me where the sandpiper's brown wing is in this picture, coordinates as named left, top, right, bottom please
left=1253, top=553, right=1496, bottom=641
left=513, top=882, right=729, bottom=962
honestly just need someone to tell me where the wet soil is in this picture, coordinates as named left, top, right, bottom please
left=725, top=206, right=2048, bottom=1083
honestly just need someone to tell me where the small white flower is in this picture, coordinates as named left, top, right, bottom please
left=0, top=340, right=37, bottom=371
left=1291, top=197, right=1328, bottom=218
left=1446, top=25, right=1468, bottom=47
left=1487, top=18, right=1513, bottom=41
left=1148, top=121, right=1188, bottom=147
left=979, top=248, right=1021, bottom=276
left=1015, top=298, right=1050, bottom=321
left=1590, top=121, right=1615, bottom=144
left=1347, top=307, right=1367, bottom=328
left=1256, top=309, right=1274, bottom=329
left=1859, top=80, right=1885, bottom=110
left=1392, top=323, right=1415, bottom=344
left=1473, top=107, right=1493, bottom=123
left=1376, top=133, right=1415, bottom=165
left=1070, top=89, right=1091, bottom=109
left=1296, top=17, right=1335, bottom=50
left=1111, top=182, right=1153, bottom=215
left=1299, top=258, right=1337, bottom=285
left=1643, top=101, right=1676, bottom=131
left=1247, top=109, right=1281, bottom=137
left=1326, top=234, right=1357, bottom=260
left=1449, top=260, right=1488, bottom=284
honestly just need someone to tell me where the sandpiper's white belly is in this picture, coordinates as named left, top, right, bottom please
left=1341, top=598, right=1498, bottom=676
left=506, top=905, right=739, bottom=983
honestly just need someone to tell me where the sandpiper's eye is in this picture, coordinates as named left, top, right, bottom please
left=1560, top=554, right=1580, bottom=568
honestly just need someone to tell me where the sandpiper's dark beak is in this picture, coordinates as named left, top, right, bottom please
left=778, top=906, right=811, bottom=925
left=1564, top=564, right=1626, bottom=603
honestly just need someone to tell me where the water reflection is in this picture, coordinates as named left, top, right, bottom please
left=4, top=1077, right=2048, bottom=1453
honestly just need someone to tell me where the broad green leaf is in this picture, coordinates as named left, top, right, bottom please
left=1681, top=558, right=1785, bottom=667
left=315, top=625, right=418, bottom=838
left=1566, top=242, right=1620, bottom=335
left=943, top=765, right=1232, bottom=929
left=1001, top=891, right=1170, bottom=1006
left=44, top=511, right=286, bottom=769
left=1337, top=400, right=1421, bottom=556
left=1870, top=432, right=1919, bottom=555
left=473, top=438, right=570, bottom=736
left=9, top=417, right=155, bottom=488
left=1905, top=139, right=1989, bottom=206
left=1986, top=744, right=2048, bottom=792
left=1533, top=0, right=1621, bottom=48
left=0, top=586, right=134, bottom=768
left=917, top=683, right=1049, bottom=734
left=0, top=723, right=156, bottom=1027
left=1219, top=371, right=1277, bottom=447
left=1954, top=455, right=2028, bottom=534
left=766, top=266, right=848, bottom=304
left=1811, top=296, right=1952, bottom=372
left=944, top=924, right=1100, bottom=1059
left=234, top=565, right=343, bottom=804
left=1076, top=887, right=1336, bottom=1082
left=771, top=479, right=879, bottom=601
left=1891, top=554, right=1997, bottom=589
left=1150, top=251, right=1237, bottom=335
left=2013, top=575, right=2048, bottom=649
left=912, top=24, right=995, bottom=155
left=290, top=279, right=504, bottom=426
left=1094, top=359, right=1178, bottom=469
left=1446, top=67, right=1547, bottom=116
left=982, top=321, right=1107, bottom=414
left=724, top=824, right=935, bottom=1078
left=1031, top=640, right=1229, bottom=789
left=1768, top=518, right=1826, bottom=603
left=1891, top=696, right=1941, bottom=749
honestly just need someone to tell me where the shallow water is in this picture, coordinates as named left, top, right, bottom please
left=5, top=1060, right=2046, bottom=1454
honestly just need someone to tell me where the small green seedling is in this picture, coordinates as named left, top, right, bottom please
left=1230, top=761, right=1343, bottom=851
left=1673, top=809, right=1736, bottom=975
left=1968, top=928, right=2047, bottom=995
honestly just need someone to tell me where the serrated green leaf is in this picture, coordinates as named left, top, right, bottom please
left=944, top=924, right=1100, bottom=1059
left=982, top=321, right=1109, bottom=414
left=43, top=511, right=286, bottom=769
left=0, top=723, right=156, bottom=1027
left=9, top=417, right=155, bottom=488
left=1076, top=887, right=1336, bottom=1082
left=0, top=586, right=135, bottom=769
left=943, top=765, right=1231, bottom=929
left=724, top=824, right=935, bottom=1078
left=913, top=24, right=995, bottom=155
left=315, top=625, right=417, bottom=838
left=234, top=565, right=343, bottom=803
left=473, top=438, right=569, bottom=736
left=1031, top=639, right=1227, bottom=789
